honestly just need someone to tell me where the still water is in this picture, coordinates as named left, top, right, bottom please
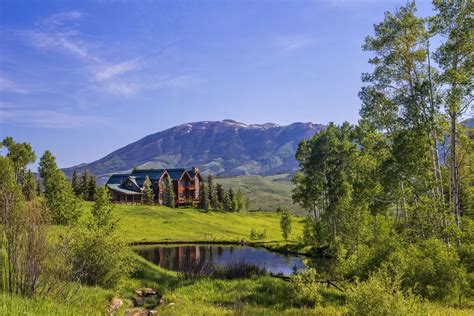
left=135, top=244, right=307, bottom=276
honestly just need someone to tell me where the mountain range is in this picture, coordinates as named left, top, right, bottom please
left=64, top=119, right=324, bottom=181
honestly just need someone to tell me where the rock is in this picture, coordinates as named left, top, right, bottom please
left=134, top=289, right=144, bottom=297
left=125, top=307, right=147, bottom=316
left=142, top=288, right=157, bottom=296
left=108, top=297, right=123, bottom=314
left=149, top=310, right=158, bottom=316
left=168, top=302, right=175, bottom=306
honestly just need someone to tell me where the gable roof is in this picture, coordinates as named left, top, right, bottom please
left=106, top=174, right=129, bottom=185
left=130, top=169, right=167, bottom=181
left=167, top=168, right=187, bottom=180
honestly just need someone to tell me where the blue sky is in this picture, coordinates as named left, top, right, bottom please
left=0, top=0, right=434, bottom=168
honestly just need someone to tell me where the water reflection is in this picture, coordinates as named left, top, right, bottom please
left=135, top=244, right=307, bottom=276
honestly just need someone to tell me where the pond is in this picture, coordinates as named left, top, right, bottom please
left=134, top=244, right=309, bottom=276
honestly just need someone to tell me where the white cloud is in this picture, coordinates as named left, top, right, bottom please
left=274, top=34, right=315, bottom=51
left=95, top=59, right=141, bottom=81
left=41, top=10, right=83, bottom=28
left=0, top=76, right=28, bottom=94
left=17, top=11, right=194, bottom=97
left=0, top=107, right=107, bottom=128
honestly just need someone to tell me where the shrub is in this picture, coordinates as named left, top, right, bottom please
left=290, top=268, right=322, bottom=307
left=66, top=188, right=134, bottom=288
left=347, top=272, right=425, bottom=316
left=384, top=238, right=468, bottom=303
left=249, top=228, right=267, bottom=240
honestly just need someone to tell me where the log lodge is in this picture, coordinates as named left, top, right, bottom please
left=106, top=167, right=202, bottom=206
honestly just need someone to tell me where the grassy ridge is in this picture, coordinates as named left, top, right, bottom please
left=93, top=202, right=305, bottom=244
left=216, top=174, right=303, bottom=214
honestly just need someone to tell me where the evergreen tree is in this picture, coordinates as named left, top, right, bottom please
left=199, top=183, right=210, bottom=210
left=39, top=151, right=82, bottom=225
left=280, top=208, right=292, bottom=241
left=87, top=175, right=97, bottom=201
left=223, top=191, right=232, bottom=211
left=80, top=170, right=89, bottom=200
left=22, top=170, right=36, bottom=201
left=91, top=186, right=115, bottom=230
left=164, top=176, right=175, bottom=208
left=228, top=188, right=236, bottom=212
left=71, top=170, right=80, bottom=197
left=216, top=184, right=224, bottom=204
left=2, top=137, right=36, bottom=184
left=207, top=174, right=218, bottom=209
left=143, top=175, right=155, bottom=204
left=38, top=150, right=57, bottom=187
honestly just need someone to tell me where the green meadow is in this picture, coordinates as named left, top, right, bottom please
left=102, top=202, right=304, bottom=245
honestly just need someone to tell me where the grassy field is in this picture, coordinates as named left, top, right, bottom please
left=3, top=203, right=473, bottom=315
left=3, top=254, right=472, bottom=316
left=215, top=174, right=304, bottom=214
left=88, top=202, right=305, bottom=245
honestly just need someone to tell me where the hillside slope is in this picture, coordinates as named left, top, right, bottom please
left=64, top=119, right=324, bottom=180
left=215, top=174, right=303, bottom=214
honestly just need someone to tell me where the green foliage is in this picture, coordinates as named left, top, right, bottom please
left=87, top=175, right=97, bottom=201
left=163, top=176, right=175, bottom=208
left=70, top=170, right=80, bottom=197
left=337, top=215, right=401, bottom=280
left=199, top=183, right=210, bottom=210
left=39, top=151, right=82, bottom=225
left=280, top=208, right=292, bottom=241
left=91, top=187, right=116, bottom=230
left=143, top=175, right=155, bottom=205
left=67, top=190, right=133, bottom=288
left=1, top=137, right=36, bottom=185
left=347, top=271, right=425, bottom=316
left=22, top=170, right=36, bottom=201
left=80, top=170, right=89, bottom=200
left=249, top=228, right=267, bottom=240
left=384, top=238, right=468, bottom=303
left=290, top=268, right=322, bottom=307
left=207, top=174, right=218, bottom=209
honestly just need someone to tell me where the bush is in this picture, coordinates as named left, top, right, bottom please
left=384, top=238, right=468, bottom=303
left=290, top=268, right=322, bottom=307
left=67, top=223, right=134, bottom=288
left=347, top=272, right=425, bottom=316
left=249, top=228, right=267, bottom=240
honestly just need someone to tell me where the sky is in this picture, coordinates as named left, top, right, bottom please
left=0, top=0, right=435, bottom=168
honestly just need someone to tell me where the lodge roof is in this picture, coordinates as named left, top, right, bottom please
left=106, top=167, right=200, bottom=195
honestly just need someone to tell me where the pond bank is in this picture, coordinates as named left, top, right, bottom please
left=128, top=240, right=314, bottom=257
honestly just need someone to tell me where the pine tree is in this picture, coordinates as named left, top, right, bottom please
left=71, top=170, right=80, bottom=197
left=199, top=183, right=210, bottom=210
left=207, top=174, right=218, bottom=209
left=223, top=191, right=232, bottom=211
left=216, top=184, right=224, bottom=204
left=91, top=186, right=115, bottom=230
left=164, top=176, right=175, bottom=208
left=143, top=175, right=155, bottom=204
left=228, top=188, right=236, bottom=212
left=22, top=170, right=36, bottom=201
left=80, top=170, right=89, bottom=200
left=39, top=151, right=82, bottom=225
left=38, top=150, right=56, bottom=187
left=87, top=175, right=97, bottom=201
left=280, top=208, right=292, bottom=241
left=2, top=137, right=36, bottom=184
